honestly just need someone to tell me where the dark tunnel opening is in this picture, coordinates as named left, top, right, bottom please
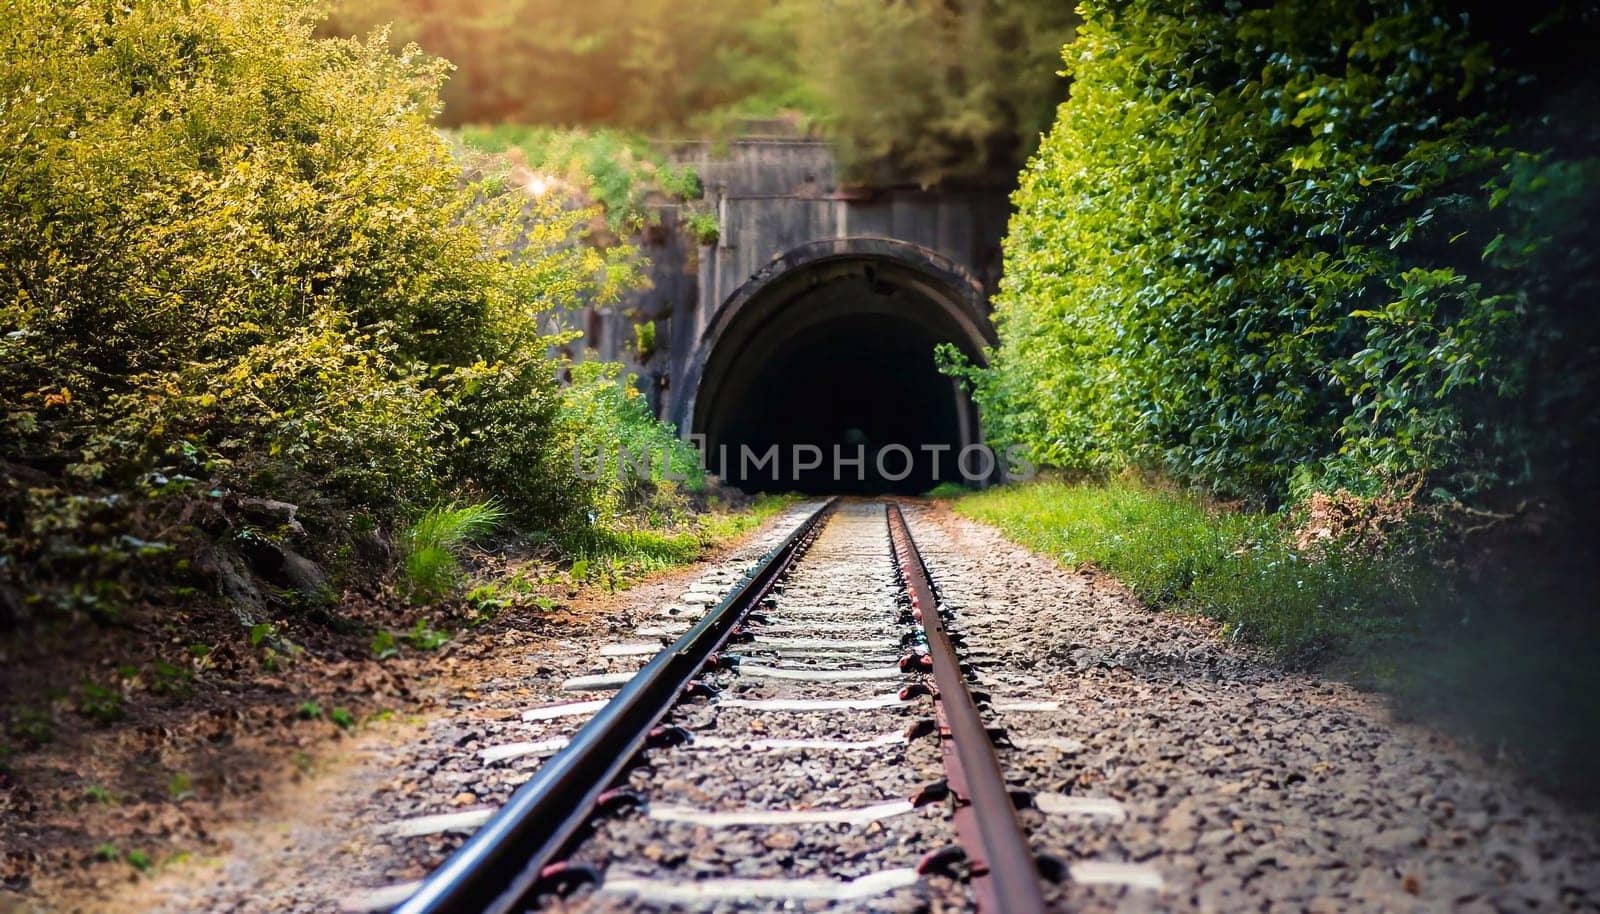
left=692, top=257, right=988, bottom=494
left=714, top=314, right=964, bottom=493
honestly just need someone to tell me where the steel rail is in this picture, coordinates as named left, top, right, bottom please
left=887, top=503, right=1048, bottom=914
left=391, top=498, right=837, bottom=914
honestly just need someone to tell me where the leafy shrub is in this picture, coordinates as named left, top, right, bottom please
left=633, top=322, right=659, bottom=361
left=561, top=362, right=707, bottom=521
left=442, top=355, right=593, bottom=531
left=401, top=502, right=506, bottom=598
left=0, top=0, right=638, bottom=618
left=952, top=0, right=1599, bottom=506
left=684, top=212, right=720, bottom=246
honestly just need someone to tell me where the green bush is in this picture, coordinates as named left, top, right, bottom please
left=561, top=361, right=707, bottom=522
left=951, top=0, right=1599, bottom=505
left=0, top=0, right=637, bottom=615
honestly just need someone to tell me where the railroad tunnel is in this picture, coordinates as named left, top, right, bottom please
left=688, top=246, right=993, bottom=494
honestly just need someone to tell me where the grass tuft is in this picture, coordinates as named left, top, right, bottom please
left=401, top=501, right=507, bottom=599
left=557, top=494, right=797, bottom=590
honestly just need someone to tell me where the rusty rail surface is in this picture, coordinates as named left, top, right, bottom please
left=887, top=502, right=1049, bottom=914
left=391, top=498, right=837, bottom=914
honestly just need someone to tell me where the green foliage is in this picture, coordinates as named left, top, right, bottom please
left=0, top=0, right=639, bottom=619
left=329, top=0, right=804, bottom=133
left=958, top=0, right=1600, bottom=504
left=561, top=362, right=707, bottom=521
left=167, top=772, right=193, bottom=801
left=925, top=482, right=971, bottom=500
left=296, top=701, right=323, bottom=720
left=568, top=559, right=593, bottom=584
left=329, top=707, right=356, bottom=729
left=693, top=494, right=797, bottom=543
left=77, top=681, right=124, bottom=724
left=328, top=0, right=1076, bottom=183
left=400, top=502, right=506, bottom=598
left=455, top=127, right=703, bottom=232
left=463, top=582, right=511, bottom=621
left=951, top=479, right=1418, bottom=660
left=949, top=477, right=1600, bottom=804
left=402, top=618, right=449, bottom=650
left=248, top=624, right=277, bottom=649
left=559, top=493, right=797, bottom=588
left=370, top=629, right=399, bottom=660
left=684, top=212, right=720, bottom=247
left=83, top=784, right=115, bottom=806
left=8, top=706, right=54, bottom=747
left=146, top=660, right=192, bottom=698
left=791, top=0, right=1077, bottom=184
left=632, top=321, right=659, bottom=362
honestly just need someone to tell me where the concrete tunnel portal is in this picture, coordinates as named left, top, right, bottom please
left=686, top=244, right=995, bottom=494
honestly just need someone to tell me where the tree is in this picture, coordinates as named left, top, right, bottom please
left=325, top=0, right=1077, bottom=183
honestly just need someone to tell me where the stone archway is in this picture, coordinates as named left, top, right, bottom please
left=681, top=238, right=995, bottom=493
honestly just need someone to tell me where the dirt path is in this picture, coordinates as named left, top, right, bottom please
left=20, top=499, right=1600, bottom=913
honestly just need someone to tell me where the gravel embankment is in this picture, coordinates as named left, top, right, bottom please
left=905, top=501, right=1600, bottom=914
left=114, top=503, right=822, bottom=914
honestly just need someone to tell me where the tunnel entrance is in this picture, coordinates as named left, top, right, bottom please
left=689, top=249, right=992, bottom=494
left=715, top=311, right=964, bottom=493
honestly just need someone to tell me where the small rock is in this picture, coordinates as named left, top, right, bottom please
left=763, top=831, right=799, bottom=850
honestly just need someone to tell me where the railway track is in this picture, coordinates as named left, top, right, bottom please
left=346, top=499, right=1161, bottom=913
